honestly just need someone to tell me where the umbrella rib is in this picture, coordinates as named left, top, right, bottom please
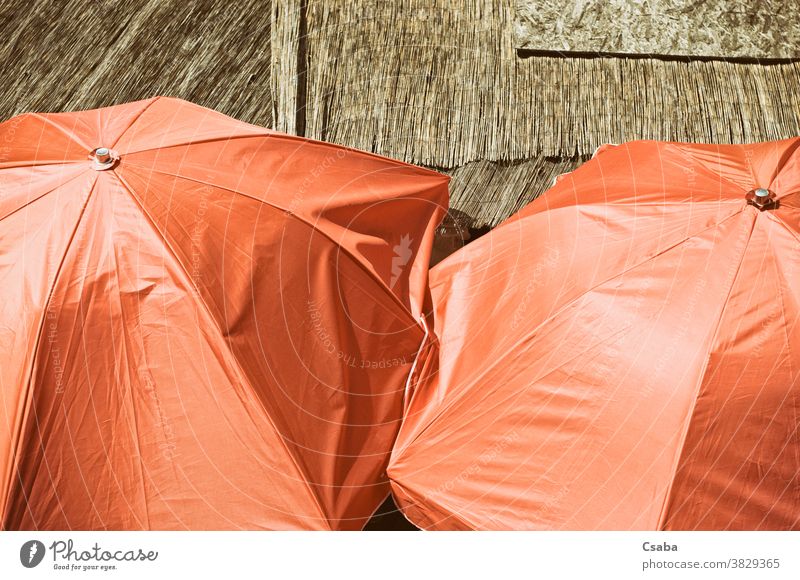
left=0, top=160, right=86, bottom=171
left=120, top=132, right=273, bottom=156
left=394, top=208, right=746, bottom=459
left=654, top=211, right=757, bottom=530
left=121, top=127, right=447, bottom=178
left=30, top=113, right=93, bottom=152
left=108, top=97, right=162, bottom=150
left=110, top=172, right=332, bottom=529
left=491, top=201, right=745, bottom=248
left=0, top=173, right=99, bottom=528
left=779, top=194, right=800, bottom=209
left=390, top=477, right=479, bottom=530
left=761, top=214, right=800, bottom=422
left=0, top=168, right=87, bottom=224
left=770, top=138, right=800, bottom=193
left=105, top=221, right=153, bottom=530
left=668, top=143, right=752, bottom=195
left=121, top=164, right=420, bottom=325
left=768, top=245, right=797, bottom=381
left=764, top=211, right=800, bottom=246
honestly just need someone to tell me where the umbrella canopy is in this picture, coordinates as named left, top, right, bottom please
left=388, top=139, right=800, bottom=530
left=0, top=97, right=448, bottom=530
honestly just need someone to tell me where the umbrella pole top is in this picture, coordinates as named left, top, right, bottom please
left=89, top=147, right=119, bottom=170
left=746, top=188, right=778, bottom=210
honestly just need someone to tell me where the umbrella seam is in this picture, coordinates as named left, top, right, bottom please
left=655, top=210, right=757, bottom=530
left=389, top=478, right=477, bottom=530
left=401, top=316, right=433, bottom=414
left=109, top=97, right=162, bottom=150
left=773, top=274, right=797, bottom=384
left=394, top=207, right=746, bottom=460
left=770, top=138, right=800, bottom=195
left=764, top=211, right=800, bottom=246
left=106, top=211, right=154, bottom=530
left=668, top=142, right=753, bottom=195
left=120, top=163, right=423, bottom=326
left=111, top=172, right=332, bottom=530
left=0, top=168, right=87, bottom=224
left=454, top=201, right=745, bottom=273
left=1, top=172, right=98, bottom=529
left=120, top=111, right=450, bottom=180
left=765, top=216, right=798, bottom=383
left=0, top=160, right=86, bottom=170
left=30, top=113, right=93, bottom=152
left=120, top=132, right=274, bottom=156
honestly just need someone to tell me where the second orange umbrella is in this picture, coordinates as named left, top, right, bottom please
left=389, top=139, right=800, bottom=530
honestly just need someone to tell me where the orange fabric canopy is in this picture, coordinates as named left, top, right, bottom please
left=0, top=97, right=448, bottom=530
left=389, top=139, right=800, bottom=530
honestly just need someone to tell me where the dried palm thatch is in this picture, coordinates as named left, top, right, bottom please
left=271, top=0, right=303, bottom=133
left=514, top=0, right=800, bottom=59
left=513, top=57, right=800, bottom=157
left=301, top=0, right=800, bottom=166
left=444, top=156, right=588, bottom=227
left=302, top=0, right=515, bottom=167
left=0, top=0, right=274, bottom=126
left=6, top=0, right=800, bottom=229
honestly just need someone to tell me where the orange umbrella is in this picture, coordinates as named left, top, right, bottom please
left=389, top=139, right=800, bottom=530
left=0, top=97, right=448, bottom=530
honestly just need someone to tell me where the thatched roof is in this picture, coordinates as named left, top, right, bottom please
left=3, top=0, right=799, bottom=229
left=0, top=0, right=274, bottom=127
left=283, top=0, right=800, bottom=226
left=514, top=0, right=800, bottom=59
left=446, top=156, right=587, bottom=227
left=297, top=1, right=800, bottom=164
left=271, top=0, right=302, bottom=134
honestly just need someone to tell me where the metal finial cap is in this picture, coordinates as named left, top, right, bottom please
left=89, top=147, right=119, bottom=170
left=745, top=188, right=777, bottom=210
